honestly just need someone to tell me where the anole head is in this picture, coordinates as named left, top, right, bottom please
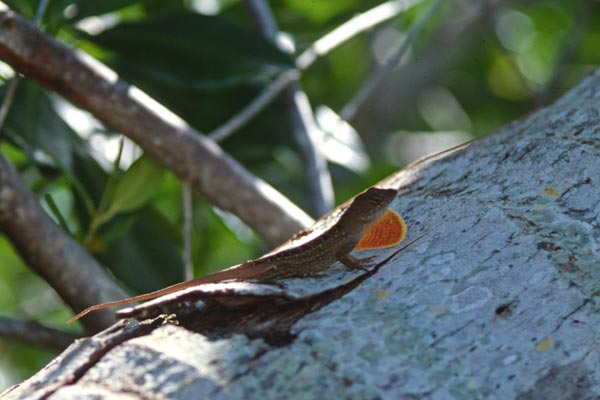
left=344, top=188, right=406, bottom=251
left=342, top=187, right=398, bottom=226
left=332, top=187, right=403, bottom=255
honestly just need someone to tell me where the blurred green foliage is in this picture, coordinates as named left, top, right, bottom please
left=0, top=0, right=599, bottom=390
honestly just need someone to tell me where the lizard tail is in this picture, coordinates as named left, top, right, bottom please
left=65, top=303, right=116, bottom=325
left=65, top=290, right=170, bottom=325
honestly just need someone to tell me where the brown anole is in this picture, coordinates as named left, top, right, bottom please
left=66, top=187, right=402, bottom=324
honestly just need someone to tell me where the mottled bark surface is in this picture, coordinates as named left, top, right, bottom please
left=4, top=71, right=600, bottom=400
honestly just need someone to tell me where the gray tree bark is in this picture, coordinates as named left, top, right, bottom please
left=4, top=70, right=600, bottom=400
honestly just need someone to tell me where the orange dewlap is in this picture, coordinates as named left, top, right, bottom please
left=354, top=209, right=406, bottom=251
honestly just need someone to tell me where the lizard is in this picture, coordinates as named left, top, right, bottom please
left=66, top=187, right=404, bottom=324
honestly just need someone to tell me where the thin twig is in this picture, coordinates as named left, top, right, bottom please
left=296, top=0, right=423, bottom=70
left=182, top=183, right=193, bottom=280
left=0, top=75, right=20, bottom=130
left=0, top=315, right=82, bottom=352
left=245, top=0, right=279, bottom=42
left=244, top=0, right=333, bottom=216
left=285, top=84, right=333, bottom=216
left=33, top=0, right=50, bottom=23
left=211, top=0, right=422, bottom=152
left=341, top=0, right=445, bottom=121
left=209, top=70, right=299, bottom=142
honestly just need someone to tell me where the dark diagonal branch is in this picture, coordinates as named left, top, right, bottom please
left=0, top=0, right=48, bottom=133
left=0, top=11, right=313, bottom=248
left=0, top=152, right=126, bottom=332
left=0, top=316, right=81, bottom=352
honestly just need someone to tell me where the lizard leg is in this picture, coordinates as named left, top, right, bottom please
left=339, top=254, right=374, bottom=271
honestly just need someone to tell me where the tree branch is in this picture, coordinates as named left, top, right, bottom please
left=208, top=70, right=299, bottom=142
left=296, top=0, right=423, bottom=70
left=0, top=10, right=313, bottom=247
left=245, top=0, right=333, bottom=216
left=0, top=152, right=126, bottom=332
left=0, top=0, right=47, bottom=134
left=211, top=0, right=423, bottom=171
left=0, top=316, right=81, bottom=352
left=0, top=74, right=19, bottom=131
left=182, top=183, right=193, bottom=281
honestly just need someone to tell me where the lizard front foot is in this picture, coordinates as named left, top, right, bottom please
left=339, top=254, right=374, bottom=271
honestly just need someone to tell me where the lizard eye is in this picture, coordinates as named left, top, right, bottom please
left=372, top=195, right=385, bottom=205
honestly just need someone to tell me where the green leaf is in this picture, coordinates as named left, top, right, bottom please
left=80, top=11, right=293, bottom=90
left=281, top=0, right=368, bottom=24
left=97, top=207, right=183, bottom=293
left=2, top=0, right=37, bottom=18
left=3, top=81, right=81, bottom=170
left=44, top=194, right=72, bottom=235
left=71, top=0, right=140, bottom=20
left=1, top=80, right=102, bottom=219
left=104, top=155, right=165, bottom=218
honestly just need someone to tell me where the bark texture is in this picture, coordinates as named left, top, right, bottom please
left=4, top=70, right=600, bottom=400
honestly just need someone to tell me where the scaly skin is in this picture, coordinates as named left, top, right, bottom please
left=66, top=187, right=397, bottom=324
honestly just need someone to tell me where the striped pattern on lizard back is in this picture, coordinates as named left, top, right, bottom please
left=213, top=187, right=397, bottom=281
